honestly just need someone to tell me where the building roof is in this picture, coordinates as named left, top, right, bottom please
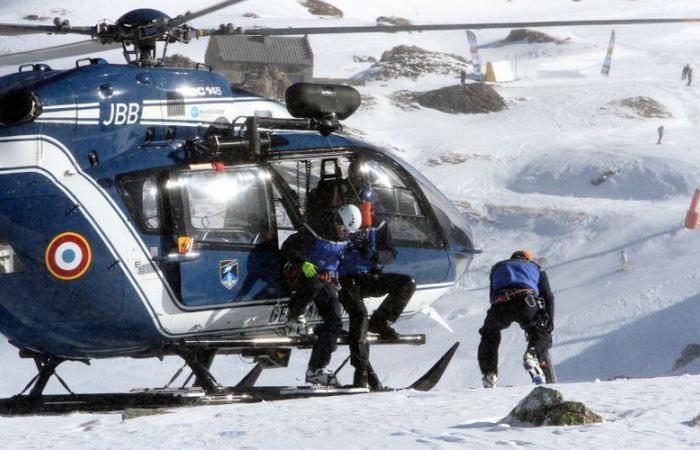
left=209, top=35, right=313, bottom=66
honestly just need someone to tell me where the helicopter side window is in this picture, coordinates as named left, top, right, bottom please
left=352, top=159, right=440, bottom=247
left=178, top=168, right=272, bottom=246
left=118, top=173, right=163, bottom=234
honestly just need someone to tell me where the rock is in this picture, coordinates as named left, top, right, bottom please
left=543, top=401, right=606, bottom=426
left=376, top=16, right=412, bottom=26
left=599, top=96, right=671, bottom=119
left=413, top=84, right=506, bottom=114
left=591, top=170, right=617, bottom=186
left=23, top=14, right=50, bottom=22
left=500, top=386, right=605, bottom=427
left=673, top=343, right=700, bottom=371
left=684, top=414, right=700, bottom=427
left=353, top=55, right=377, bottom=64
left=366, top=45, right=472, bottom=81
left=161, top=54, right=198, bottom=68
left=300, top=0, right=343, bottom=17
left=502, top=29, right=570, bottom=45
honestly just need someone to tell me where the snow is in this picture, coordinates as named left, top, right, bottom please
left=2, top=0, right=700, bottom=448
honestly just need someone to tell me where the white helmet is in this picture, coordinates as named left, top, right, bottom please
left=334, top=204, right=362, bottom=233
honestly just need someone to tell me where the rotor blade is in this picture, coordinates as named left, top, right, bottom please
left=0, top=39, right=120, bottom=67
left=169, top=0, right=249, bottom=27
left=0, top=23, right=94, bottom=36
left=223, top=17, right=700, bottom=36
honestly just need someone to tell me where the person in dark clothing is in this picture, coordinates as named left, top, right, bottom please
left=284, top=204, right=362, bottom=386
left=338, top=210, right=416, bottom=389
left=682, top=64, right=690, bottom=81
left=477, top=250, right=555, bottom=388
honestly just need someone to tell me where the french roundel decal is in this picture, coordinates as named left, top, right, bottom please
left=45, top=232, right=92, bottom=280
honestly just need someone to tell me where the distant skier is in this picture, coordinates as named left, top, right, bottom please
left=657, top=126, right=664, bottom=145
left=460, top=69, right=467, bottom=86
left=688, top=67, right=693, bottom=87
left=682, top=64, right=690, bottom=81
left=620, top=249, right=629, bottom=271
left=478, top=250, right=555, bottom=388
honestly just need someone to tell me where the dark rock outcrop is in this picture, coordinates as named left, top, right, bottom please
left=413, top=84, right=506, bottom=114
left=500, top=387, right=605, bottom=427
left=503, top=29, right=570, bottom=45
left=673, top=343, right=700, bottom=371
left=599, top=96, right=672, bottom=119
left=366, top=45, right=472, bottom=81
left=300, top=0, right=343, bottom=17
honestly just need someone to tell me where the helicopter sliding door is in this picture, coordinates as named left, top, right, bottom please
left=269, top=152, right=454, bottom=314
left=167, top=165, right=286, bottom=308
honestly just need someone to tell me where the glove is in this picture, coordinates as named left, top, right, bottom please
left=301, top=261, right=317, bottom=278
left=286, top=314, right=312, bottom=336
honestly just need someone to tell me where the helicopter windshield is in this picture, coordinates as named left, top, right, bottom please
left=390, top=154, right=475, bottom=253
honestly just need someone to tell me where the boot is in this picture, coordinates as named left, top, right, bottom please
left=482, top=372, right=497, bottom=388
left=367, top=364, right=383, bottom=391
left=305, top=368, right=340, bottom=387
left=523, top=351, right=545, bottom=385
left=367, top=317, right=399, bottom=340
left=353, top=368, right=369, bottom=389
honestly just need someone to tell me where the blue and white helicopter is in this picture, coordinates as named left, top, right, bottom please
left=0, top=1, right=695, bottom=412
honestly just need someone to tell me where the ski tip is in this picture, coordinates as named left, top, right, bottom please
left=408, top=341, right=460, bottom=392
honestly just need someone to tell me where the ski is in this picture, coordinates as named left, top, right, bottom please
left=0, top=342, right=459, bottom=416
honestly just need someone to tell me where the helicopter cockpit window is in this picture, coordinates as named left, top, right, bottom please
left=178, top=168, right=272, bottom=246
left=351, top=158, right=440, bottom=247
left=118, top=173, right=163, bottom=234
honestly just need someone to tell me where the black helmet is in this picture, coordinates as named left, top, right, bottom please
left=511, top=250, right=533, bottom=261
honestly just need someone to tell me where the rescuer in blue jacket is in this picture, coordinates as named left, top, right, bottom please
left=338, top=212, right=416, bottom=389
left=334, top=180, right=416, bottom=389
left=284, top=204, right=362, bottom=386
left=477, top=250, right=555, bottom=388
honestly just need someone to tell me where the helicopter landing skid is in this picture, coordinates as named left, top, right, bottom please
left=0, top=342, right=459, bottom=416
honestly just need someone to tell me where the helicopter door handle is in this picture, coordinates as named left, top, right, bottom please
left=153, top=252, right=200, bottom=263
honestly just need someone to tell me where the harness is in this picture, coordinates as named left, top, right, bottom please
left=494, top=288, right=536, bottom=304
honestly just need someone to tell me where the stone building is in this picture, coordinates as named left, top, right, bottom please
left=205, top=35, right=314, bottom=86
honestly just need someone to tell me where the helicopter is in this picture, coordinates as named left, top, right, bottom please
left=0, top=0, right=697, bottom=411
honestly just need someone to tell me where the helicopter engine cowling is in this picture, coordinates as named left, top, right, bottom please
left=0, top=90, right=41, bottom=126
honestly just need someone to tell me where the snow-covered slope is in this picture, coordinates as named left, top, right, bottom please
left=2, top=0, right=700, bottom=447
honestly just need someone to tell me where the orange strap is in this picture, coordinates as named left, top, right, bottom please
left=494, top=288, right=535, bottom=304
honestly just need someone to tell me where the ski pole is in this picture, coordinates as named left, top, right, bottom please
left=334, top=355, right=351, bottom=375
